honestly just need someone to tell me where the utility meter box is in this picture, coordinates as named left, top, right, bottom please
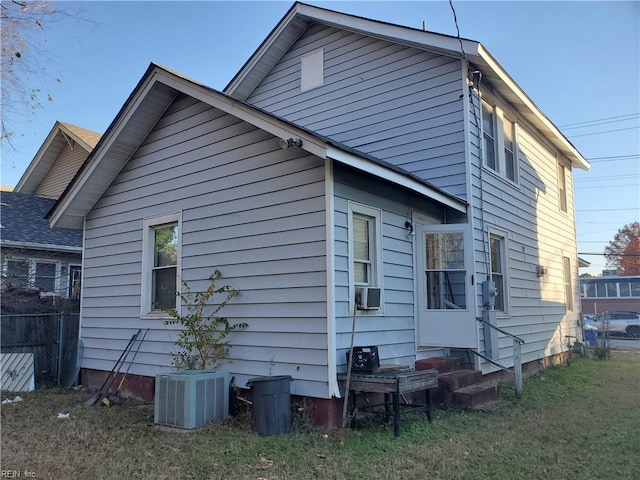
left=482, top=281, right=498, bottom=308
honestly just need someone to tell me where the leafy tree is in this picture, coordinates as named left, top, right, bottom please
left=604, top=222, right=640, bottom=276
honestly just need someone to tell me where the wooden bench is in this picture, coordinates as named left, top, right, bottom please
left=338, top=367, right=439, bottom=436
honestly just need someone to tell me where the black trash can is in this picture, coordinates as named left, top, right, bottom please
left=247, top=375, right=292, bottom=436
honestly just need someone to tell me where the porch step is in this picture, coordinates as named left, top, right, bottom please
left=452, top=380, right=501, bottom=408
left=436, top=369, right=482, bottom=405
left=415, top=356, right=463, bottom=374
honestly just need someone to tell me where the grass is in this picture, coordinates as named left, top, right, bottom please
left=2, top=351, right=639, bottom=480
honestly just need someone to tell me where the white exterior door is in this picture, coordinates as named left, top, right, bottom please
left=416, top=224, right=477, bottom=348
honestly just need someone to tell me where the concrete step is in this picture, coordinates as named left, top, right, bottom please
left=452, top=380, right=501, bottom=408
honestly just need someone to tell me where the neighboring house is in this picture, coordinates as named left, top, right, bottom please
left=580, top=275, right=640, bottom=315
left=14, top=121, right=102, bottom=199
left=1, top=192, right=83, bottom=297
left=1, top=121, right=100, bottom=298
left=47, top=3, right=589, bottom=422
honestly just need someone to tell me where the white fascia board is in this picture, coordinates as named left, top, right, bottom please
left=297, top=3, right=479, bottom=58
left=327, top=146, right=467, bottom=214
left=157, top=71, right=327, bottom=159
left=225, top=6, right=300, bottom=96
left=14, top=123, right=64, bottom=193
left=1, top=240, right=82, bottom=253
left=477, top=45, right=590, bottom=171
left=49, top=71, right=170, bottom=229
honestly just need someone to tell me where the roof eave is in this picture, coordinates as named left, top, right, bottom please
left=475, top=45, right=590, bottom=171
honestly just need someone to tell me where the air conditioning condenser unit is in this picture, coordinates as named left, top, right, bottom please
left=154, top=370, right=229, bottom=429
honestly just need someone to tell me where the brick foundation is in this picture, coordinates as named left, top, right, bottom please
left=80, top=351, right=570, bottom=426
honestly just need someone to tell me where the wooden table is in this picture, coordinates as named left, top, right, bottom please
left=338, top=367, right=439, bottom=436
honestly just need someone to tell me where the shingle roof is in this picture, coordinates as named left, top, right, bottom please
left=0, top=191, right=82, bottom=250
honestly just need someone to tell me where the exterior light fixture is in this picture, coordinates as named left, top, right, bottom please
left=404, top=221, right=415, bottom=238
left=279, top=137, right=303, bottom=149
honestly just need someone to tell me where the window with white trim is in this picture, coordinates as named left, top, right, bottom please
left=558, top=163, right=568, bottom=213
left=348, top=203, right=382, bottom=308
left=5, top=260, right=29, bottom=287
left=489, top=233, right=506, bottom=312
left=34, top=262, right=56, bottom=292
left=482, top=100, right=518, bottom=183
left=142, top=213, right=181, bottom=315
left=562, top=256, right=574, bottom=311
left=3, top=259, right=58, bottom=293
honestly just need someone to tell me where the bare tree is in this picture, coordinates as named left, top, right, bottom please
left=605, top=222, right=640, bottom=276
left=1, top=0, right=62, bottom=144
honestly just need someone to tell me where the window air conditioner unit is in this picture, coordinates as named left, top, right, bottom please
left=154, top=370, right=229, bottom=429
left=355, top=287, right=381, bottom=310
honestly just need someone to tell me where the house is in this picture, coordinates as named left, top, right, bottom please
left=1, top=121, right=100, bottom=298
left=0, top=191, right=83, bottom=298
left=580, top=274, right=640, bottom=315
left=47, top=3, right=589, bottom=423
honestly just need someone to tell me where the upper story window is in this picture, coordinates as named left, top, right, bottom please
left=301, top=48, right=324, bottom=91
left=558, top=163, right=568, bottom=213
left=142, top=212, right=181, bottom=316
left=482, top=100, right=518, bottom=183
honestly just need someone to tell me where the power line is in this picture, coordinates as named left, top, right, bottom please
left=558, top=113, right=639, bottom=128
left=587, top=155, right=638, bottom=161
left=568, top=126, right=639, bottom=138
left=562, top=117, right=640, bottom=131
left=576, top=208, right=639, bottom=212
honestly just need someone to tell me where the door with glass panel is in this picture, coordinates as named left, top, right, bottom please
left=416, top=225, right=477, bottom=348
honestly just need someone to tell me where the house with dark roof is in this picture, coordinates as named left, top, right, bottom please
left=1, top=192, right=83, bottom=297
left=1, top=121, right=100, bottom=298
left=46, top=3, right=588, bottom=423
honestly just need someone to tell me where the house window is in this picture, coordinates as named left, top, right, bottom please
left=562, top=256, right=573, bottom=311
left=558, top=164, right=568, bottom=213
left=482, top=101, right=497, bottom=171
left=489, top=234, right=506, bottom=312
left=482, top=100, right=519, bottom=183
left=348, top=203, right=382, bottom=307
left=301, top=48, right=324, bottom=91
left=5, top=260, right=29, bottom=287
left=142, top=213, right=181, bottom=315
left=425, top=232, right=466, bottom=309
left=34, top=262, right=56, bottom=292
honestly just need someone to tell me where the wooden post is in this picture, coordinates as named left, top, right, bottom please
left=513, top=339, right=522, bottom=399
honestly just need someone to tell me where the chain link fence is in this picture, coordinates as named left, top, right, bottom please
left=1, top=312, right=80, bottom=388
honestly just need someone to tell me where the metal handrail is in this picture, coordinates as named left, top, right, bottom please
left=466, top=348, right=513, bottom=376
left=476, top=316, right=525, bottom=344
left=475, top=316, right=524, bottom=398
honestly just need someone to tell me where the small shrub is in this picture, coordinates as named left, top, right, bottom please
left=592, top=340, right=611, bottom=361
left=164, top=270, right=246, bottom=370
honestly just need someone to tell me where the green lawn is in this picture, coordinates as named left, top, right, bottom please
left=2, top=351, right=639, bottom=480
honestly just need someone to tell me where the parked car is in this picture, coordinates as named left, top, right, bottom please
left=584, top=311, right=640, bottom=337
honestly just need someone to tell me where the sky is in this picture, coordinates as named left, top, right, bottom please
left=1, top=0, right=638, bottom=276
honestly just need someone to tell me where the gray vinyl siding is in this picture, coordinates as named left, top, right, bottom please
left=246, top=23, right=468, bottom=200
left=81, top=95, right=329, bottom=398
left=332, top=165, right=445, bottom=371
left=468, top=92, right=580, bottom=371
left=35, top=142, right=90, bottom=199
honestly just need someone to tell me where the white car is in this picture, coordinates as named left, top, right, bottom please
left=585, top=312, right=640, bottom=337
